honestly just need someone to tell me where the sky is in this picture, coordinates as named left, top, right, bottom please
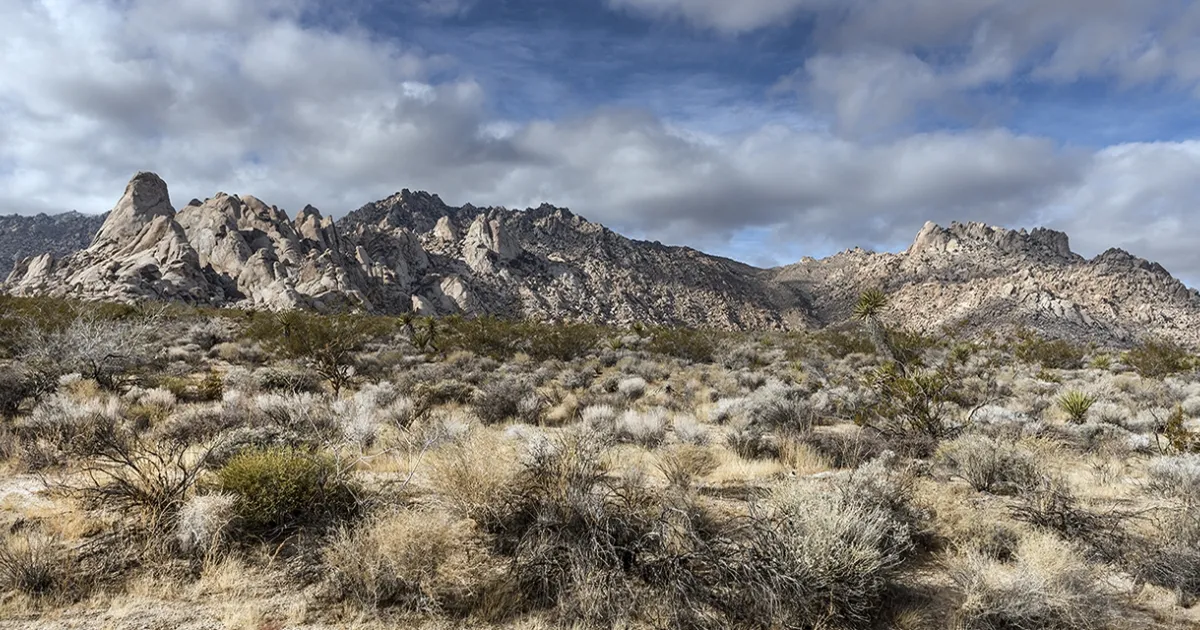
left=1, top=0, right=1199, bottom=280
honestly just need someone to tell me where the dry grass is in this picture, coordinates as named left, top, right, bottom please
left=3, top=305, right=1200, bottom=628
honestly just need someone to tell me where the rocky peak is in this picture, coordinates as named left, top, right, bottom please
left=908, top=221, right=1076, bottom=262
left=91, top=171, right=175, bottom=250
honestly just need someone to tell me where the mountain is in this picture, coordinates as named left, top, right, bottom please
left=773, top=221, right=1200, bottom=345
left=4, top=173, right=809, bottom=330
left=0, top=211, right=107, bottom=279
left=5, top=172, right=1200, bottom=347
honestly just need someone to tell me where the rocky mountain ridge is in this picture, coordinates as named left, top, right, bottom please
left=5, top=172, right=1200, bottom=347
left=0, top=211, right=107, bottom=279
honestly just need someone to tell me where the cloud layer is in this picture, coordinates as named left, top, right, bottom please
left=1, top=0, right=1198, bottom=282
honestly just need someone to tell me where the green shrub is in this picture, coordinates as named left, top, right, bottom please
left=215, top=448, right=360, bottom=539
left=645, top=327, right=718, bottom=363
left=441, top=317, right=601, bottom=361
left=1056, top=391, right=1096, bottom=424
left=1014, top=330, right=1085, bottom=370
left=1124, top=338, right=1194, bottom=379
left=859, top=361, right=967, bottom=456
left=1164, top=405, right=1200, bottom=454
left=244, top=312, right=395, bottom=394
left=813, top=327, right=877, bottom=358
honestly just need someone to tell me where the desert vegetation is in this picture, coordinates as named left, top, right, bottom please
left=1, top=294, right=1199, bottom=629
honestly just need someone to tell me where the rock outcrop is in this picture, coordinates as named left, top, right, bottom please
left=4, top=174, right=806, bottom=329
left=773, top=221, right=1200, bottom=345
left=6, top=173, right=1200, bottom=347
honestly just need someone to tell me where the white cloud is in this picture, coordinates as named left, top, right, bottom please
left=1, top=0, right=1199, bottom=284
left=616, top=0, right=1200, bottom=134
left=607, top=0, right=821, bottom=34
left=1049, top=142, right=1200, bottom=280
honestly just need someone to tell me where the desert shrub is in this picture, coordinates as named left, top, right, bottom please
left=813, top=327, right=877, bottom=358
left=1010, top=476, right=1131, bottom=563
left=472, top=377, right=539, bottom=425
left=656, top=445, right=718, bottom=488
left=55, top=423, right=209, bottom=530
left=409, top=380, right=475, bottom=419
left=936, top=435, right=1041, bottom=494
left=801, top=429, right=889, bottom=469
left=205, top=425, right=306, bottom=468
left=1145, top=454, right=1200, bottom=505
left=253, top=366, right=324, bottom=394
left=614, top=408, right=669, bottom=448
left=1014, top=331, right=1085, bottom=370
left=176, top=493, right=238, bottom=556
left=646, top=327, right=718, bottom=363
left=186, top=318, right=232, bottom=351
left=617, top=376, right=648, bottom=400
left=214, top=448, right=361, bottom=539
left=672, top=414, right=709, bottom=446
left=736, top=475, right=914, bottom=627
left=726, top=423, right=778, bottom=460
left=332, top=384, right=415, bottom=448
left=525, top=322, right=602, bottom=362
left=0, top=531, right=72, bottom=598
left=1124, top=337, right=1194, bottom=379
left=558, top=367, right=596, bottom=391
left=950, top=533, right=1110, bottom=630
left=19, top=310, right=164, bottom=390
left=244, top=311, right=395, bottom=394
left=1056, top=390, right=1096, bottom=424
left=580, top=404, right=619, bottom=431
left=249, top=392, right=338, bottom=439
left=458, top=430, right=656, bottom=622
left=859, top=361, right=966, bottom=456
left=323, top=508, right=489, bottom=613
left=1129, top=508, right=1200, bottom=607
left=1161, top=404, right=1200, bottom=454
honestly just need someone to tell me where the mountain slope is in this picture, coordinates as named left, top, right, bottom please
left=0, top=212, right=107, bottom=278
left=773, top=221, right=1200, bottom=345
left=5, top=173, right=1200, bottom=346
left=5, top=173, right=809, bottom=330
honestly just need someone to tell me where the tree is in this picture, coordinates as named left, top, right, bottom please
left=245, top=312, right=394, bottom=395
left=20, top=310, right=162, bottom=390
left=853, top=288, right=894, bottom=361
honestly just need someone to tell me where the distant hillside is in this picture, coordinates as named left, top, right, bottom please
left=6, top=172, right=1200, bottom=347
left=0, top=212, right=106, bottom=278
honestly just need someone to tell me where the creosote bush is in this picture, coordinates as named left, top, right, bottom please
left=323, top=508, right=488, bottom=613
left=1014, top=330, right=1085, bottom=370
left=244, top=311, right=395, bottom=394
left=214, top=448, right=361, bottom=539
left=1124, top=337, right=1194, bottom=379
left=937, top=435, right=1041, bottom=494
left=950, top=533, right=1110, bottom=630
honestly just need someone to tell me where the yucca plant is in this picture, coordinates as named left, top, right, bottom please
left=853, top=288, right=889, bottom=321
left=853, top=288, right=894, bottom=360
left=1057, top=390, right=1097, bottom=424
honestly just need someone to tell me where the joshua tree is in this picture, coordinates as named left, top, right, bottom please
left=854, top=288, right=893, bottom=361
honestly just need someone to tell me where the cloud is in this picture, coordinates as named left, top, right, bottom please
left=1049, top=142, right=1200, bottom=281
left=616, top=0, right=1200, bottom=134
left=607, top=0, right=819, bottom=34
left=1, top=0, right=1199, bottom=285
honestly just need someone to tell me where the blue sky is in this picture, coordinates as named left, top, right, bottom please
left=1, top=0, right=1199, bottom=278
